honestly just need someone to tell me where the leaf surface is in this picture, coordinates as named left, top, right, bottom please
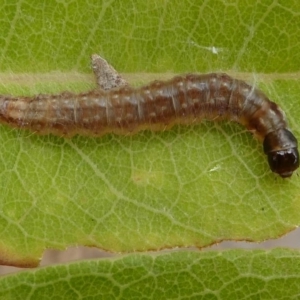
left=1, top=250, right=300, bottom=299
left=0, top=1, right=299, bottom=268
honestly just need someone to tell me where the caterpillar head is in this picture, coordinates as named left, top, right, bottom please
left=263, top=129, right=299, bottom=178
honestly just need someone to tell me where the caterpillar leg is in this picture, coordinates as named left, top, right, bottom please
left=91, top=54, right=128, bottom=90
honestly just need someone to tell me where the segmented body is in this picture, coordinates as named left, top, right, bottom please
left=0, top=73, right=298, bottom=177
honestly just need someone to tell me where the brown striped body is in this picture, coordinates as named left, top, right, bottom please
left=0, top=73, right=298, bottom=177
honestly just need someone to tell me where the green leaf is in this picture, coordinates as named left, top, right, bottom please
left=1, top=250, right=300, bottom=299
left=0, top=0, right=299, bottom=291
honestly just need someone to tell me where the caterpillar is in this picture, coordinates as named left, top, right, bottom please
left=0, top=72, right=298, bottom=178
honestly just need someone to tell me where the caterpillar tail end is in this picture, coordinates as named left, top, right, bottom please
left=263, top=129, right=299, bottom=178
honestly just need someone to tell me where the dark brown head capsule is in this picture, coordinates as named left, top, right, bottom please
left=263, top=129, right=299, bottom=178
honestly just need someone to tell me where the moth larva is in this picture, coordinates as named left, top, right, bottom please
left=0, top=72, right=298, bottom=177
